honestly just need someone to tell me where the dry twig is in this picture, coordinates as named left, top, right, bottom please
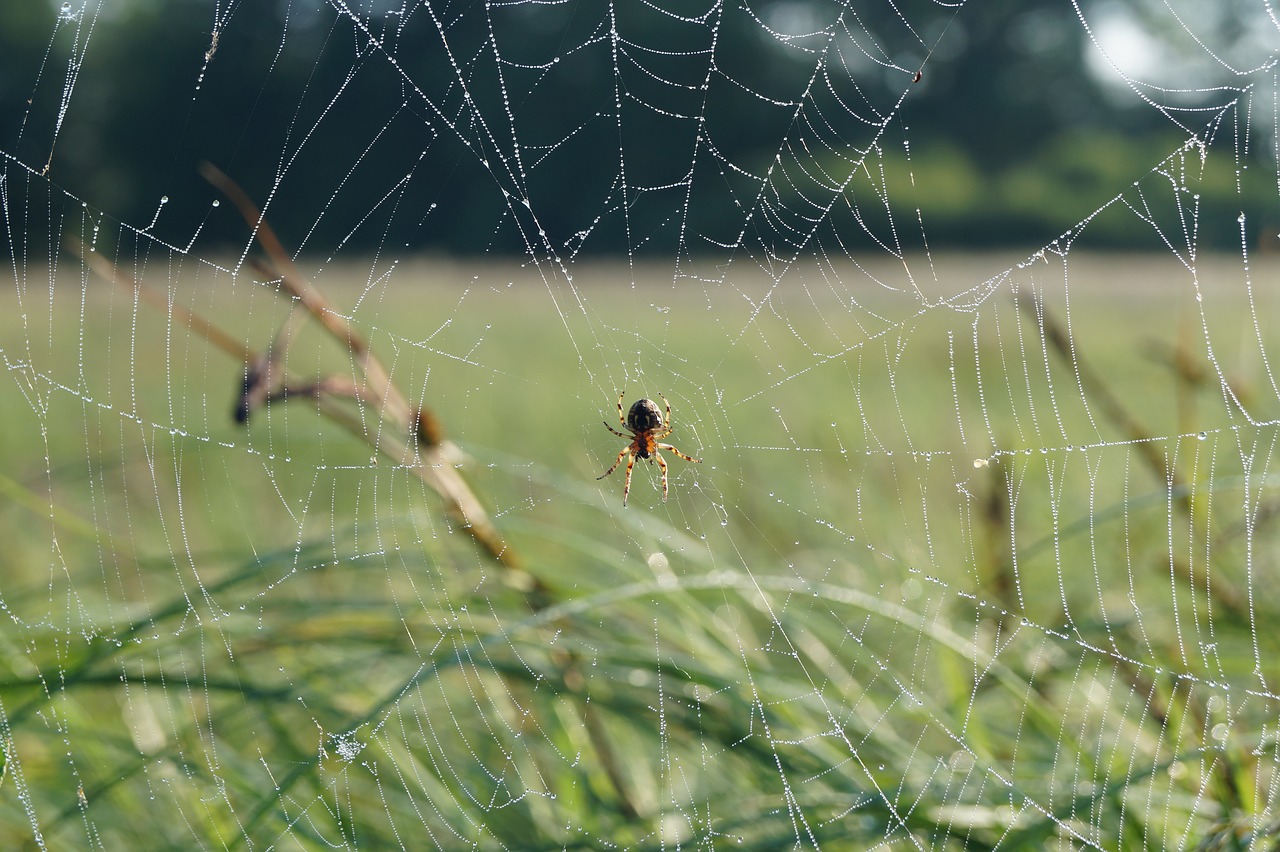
left=75, top=168, right=523, bottom=570
left=1015, top=288, right=1186, bottom=508
left=203, top=162, right=521, bottom=568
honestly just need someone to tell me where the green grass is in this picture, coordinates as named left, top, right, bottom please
left=2, top=252, right=1279, bottom=848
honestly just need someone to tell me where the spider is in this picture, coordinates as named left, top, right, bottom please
left=597, top=393, right=701, bottom=506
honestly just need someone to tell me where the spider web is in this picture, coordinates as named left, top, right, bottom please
left=2, top=0, right=1280, bottom=848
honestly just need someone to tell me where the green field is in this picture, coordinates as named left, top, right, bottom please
left=2, top=251, right=1279, bottom=848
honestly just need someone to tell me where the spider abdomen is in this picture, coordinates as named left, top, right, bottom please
left=626, top=398, right=665, bottom=433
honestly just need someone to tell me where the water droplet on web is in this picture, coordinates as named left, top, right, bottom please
left=160, top=195, right=169, bottom=204
left=1197, top=432, right=1207, bottom=440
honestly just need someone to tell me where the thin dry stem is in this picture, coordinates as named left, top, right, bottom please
left=1015, top=289, right=1186, bottom=509
left=204, top=162, right=519, bottom=567
left=76, top=244, right=252, bottom=363
left=78, top=167, right=523, bottom=569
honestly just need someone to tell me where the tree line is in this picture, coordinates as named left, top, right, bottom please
left=1, top=0, right=1266, bottom=257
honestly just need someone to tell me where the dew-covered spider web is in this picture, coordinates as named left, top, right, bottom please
left=4, top=0, right=1280, bottom=848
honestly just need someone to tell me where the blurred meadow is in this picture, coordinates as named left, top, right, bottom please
left=2, top=249, right=1279, bottom=847
left=3, top=0, right=1280, bottom=845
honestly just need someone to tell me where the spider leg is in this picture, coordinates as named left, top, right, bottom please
left=652, top=393, right=675, bottom=439
left=621, top=452, right=638, bottom=505
left=654, top=450, right=669, bottom=501
left=616, top=391, right=626, bottom=427
left=598, top=447, right=630, bottom=480
left=602, top=422, right=629, bottom=440
left=656, top=442, right=700, bottom=464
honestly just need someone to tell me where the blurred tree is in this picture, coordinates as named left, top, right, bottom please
left=0, top=0, right=1266, bottom=256
left=0, top=2, right=60, bottom=169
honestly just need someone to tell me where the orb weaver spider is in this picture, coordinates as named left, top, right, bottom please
left=598, top=393, right=701, bottom=506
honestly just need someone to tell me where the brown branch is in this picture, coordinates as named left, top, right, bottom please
left=74, top=244, right=253, bottom=364
left=78, top=168, right=524, bottom=570
left=203, top=160, right=410, bottom=428
left=201, top=165, right=521, bottom=568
